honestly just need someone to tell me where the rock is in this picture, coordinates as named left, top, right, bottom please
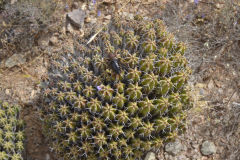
left=5, top=54, right=26, bottom=68
left=49, top=36, right=58, bottom=46
left=165, top=140, right=184, bottom=156
left=200, top=141, right=216, bottom=156
left=144, top=152, right=156, bottom=160
left=67, top=9, right=86, bottom=28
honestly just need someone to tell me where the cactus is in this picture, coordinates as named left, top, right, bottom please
left=0, top=101, right=24, bottom=160
left=42, top=15, right=193, bottom=160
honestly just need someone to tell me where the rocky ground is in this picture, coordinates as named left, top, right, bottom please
left=0, top=0, right=239, bottom=160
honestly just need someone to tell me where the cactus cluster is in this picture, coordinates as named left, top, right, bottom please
left=42, top=15, right=192, bottom=160
left=0, top=101, right=24, bottom=160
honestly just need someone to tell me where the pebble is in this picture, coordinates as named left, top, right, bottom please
left=5, top=54, right=26, bottom=68
left=5, top=89, right=11, bottom=95
left=200, top=141, right=216, bottom=156
left=49, top=36, right=58, bottom=46
left=165, top=140, right=184, bottom=156
left=144, top=152, right=156, bottom=160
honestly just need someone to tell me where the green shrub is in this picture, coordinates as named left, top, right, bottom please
left=41, top=15, right=193, bottom=160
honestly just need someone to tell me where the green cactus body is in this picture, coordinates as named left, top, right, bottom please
left=112, top=31, right=122, bottom=46
left=138, top=121, right=155, bottom=138
left=87, top=98, right=101, bottom=113
left=153, top=97, right=170, bottom=114
left=126, top=35, right=139, bottom=49
left=157, top=78, right=173, bottom=95
left=127, top=68, right=141, bottom=82
left=112, top=93, right=126, bottom=108
left=155, top=57, right=172, bottom=75
left=126, top=102, right=138, bottom=115
left=157, top=47, right=168, bottom=57
left=126, top=83, right=142, bottom=100
left=83, top=86, right=95, bottom=98
left=125, top=53, right=139, bottom=68
left=139, top=56, right=154, bottom=72
left=141, top=72, right=158, bottom=93
left=115, top=82, right=125, bottom=94
left=138, top=98, right=154, bottom=116
left=74, top=95, right=87, bottom=110
left=142, top=39, right=157, bottom=53
left=102, top=103, right=116, bottom=120
left=98, top=84, right=114, bottom=101
left=42, top=15, right=192, bottom=160
left=0, top=101, right=24, bottom=160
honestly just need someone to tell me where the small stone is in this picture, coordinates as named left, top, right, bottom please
left=165, top=140, right=184, bottom=156
left=104, top=15, right=112, bottom=20
left=49, top=36, right=58, bottom=46
left=5, top=54, right=26, bottom=68
left=85, top=17, right=91, bottom=23
left=67, top=9, right=86, bottom=28
left=200, top=141, right=216, bottom=156
left=144, top=152, right=156, bottom=160
left=5, top=89, right=11, bottom=96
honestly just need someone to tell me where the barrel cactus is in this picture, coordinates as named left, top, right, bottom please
left=0, top=101, right=24, bottom=160
left=42, top=15, right=192, bottom=160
